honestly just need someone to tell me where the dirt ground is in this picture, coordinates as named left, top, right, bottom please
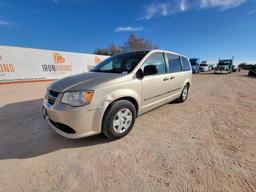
left=0, top=71, right=255, bottom=192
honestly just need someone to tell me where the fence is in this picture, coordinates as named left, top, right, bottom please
left=0, top=46, right=109, bottom=84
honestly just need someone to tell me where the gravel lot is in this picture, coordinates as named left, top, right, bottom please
left=0, top=71, right=255, bottom=192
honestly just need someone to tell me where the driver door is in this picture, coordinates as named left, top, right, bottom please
left=141, top=52, right=170, bottom=113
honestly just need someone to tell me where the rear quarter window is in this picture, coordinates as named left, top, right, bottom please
left=167, top=54, right=182, bottom=73
left=181, top=57, right=191, bottom=71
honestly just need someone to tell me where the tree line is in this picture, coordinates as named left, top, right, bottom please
left=94, top=32, right=157, bottom=56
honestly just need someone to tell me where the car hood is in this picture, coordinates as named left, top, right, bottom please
left=48, top=72, right=123, bottom=92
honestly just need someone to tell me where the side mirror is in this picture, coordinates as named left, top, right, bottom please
left=144, top=65, right=158, bottom=76
left=136, top=69, right=144, bottom=79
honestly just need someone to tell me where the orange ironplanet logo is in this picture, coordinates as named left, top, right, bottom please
left=95, top=56, right=101, bottom=64
left=42, top=53, right=71, bottom=72
left=54, top=53, right=65, bottom=64
left=0, top=55, right=15, bottom=73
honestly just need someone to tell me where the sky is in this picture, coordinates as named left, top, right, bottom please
left=0, top=0, right=256, bottom=61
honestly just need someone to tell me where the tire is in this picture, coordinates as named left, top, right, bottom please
left=178, top=84, right=189, bottom=103
left=102, top=100, right=136, bottom=140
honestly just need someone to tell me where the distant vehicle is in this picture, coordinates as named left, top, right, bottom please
left=232, top=65, right=237, bottom=72
left=239, top=63, right=255, bottom=70
left=189, top=58, right=200, bottom=73
left=215, top=57, right=234, bottom=74
left=209, top=64, right=215, bottom=71
left=248, top=64, right=256, bottom=77
left=200, top=61, right=210, bottom=72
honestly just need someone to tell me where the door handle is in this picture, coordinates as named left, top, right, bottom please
left=163, top=77, right=169, bottom=81
left=170, top=76, right=175, bottom=80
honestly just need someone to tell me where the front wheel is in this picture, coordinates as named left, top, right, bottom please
left=178, top=84, right=189, bottom=103
left=102, top=100, right=136, bottom=140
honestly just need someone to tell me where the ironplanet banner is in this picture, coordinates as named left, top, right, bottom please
left=0, top=46, right=109, bottom=84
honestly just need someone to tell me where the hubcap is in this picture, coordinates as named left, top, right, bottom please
left=113, top=108, right=133, bottom=133
left=182, top=86, right=188, bottom=100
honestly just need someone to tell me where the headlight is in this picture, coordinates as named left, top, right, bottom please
left=61, top=91, right=94, bottom=107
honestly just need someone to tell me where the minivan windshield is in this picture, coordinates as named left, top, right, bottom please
left=91, top=51, right=149, bottom=74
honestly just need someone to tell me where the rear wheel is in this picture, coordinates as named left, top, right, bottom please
left=178, top=84, right=189, bottom=103
left=102, top=100, right=136, bottom=140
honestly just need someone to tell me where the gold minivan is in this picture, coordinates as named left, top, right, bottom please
left=43, top=50, right=192, bottom=140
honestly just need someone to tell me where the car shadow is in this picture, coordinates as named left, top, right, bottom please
left=0, top=99, right=110, bottom=160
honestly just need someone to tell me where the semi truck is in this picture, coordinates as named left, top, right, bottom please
left=200, top=61, right=210, bottom=72
left=189, top=58, right=200, bottom=73
left=215, top=57, right=234, bottom=74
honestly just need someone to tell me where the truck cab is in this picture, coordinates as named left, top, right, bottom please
left=189, top=58, right=200, bottom=73
left=215, top=58, right=234, bottom=74
left=200, top=61, right=210, bottom=72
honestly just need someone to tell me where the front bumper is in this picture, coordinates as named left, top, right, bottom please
left=200, top=68, right=208, bottom=72
left=214, top=70, right=229, bottom=74
left=43, top=97, right=104, bottom=139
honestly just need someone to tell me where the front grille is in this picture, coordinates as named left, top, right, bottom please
left=49, top=119, right=76, bottom=134
left=48, top=97, right=56, bottom=105
left=49, top=90, right=59, bottom=97
left=218, top=66, right=225, bottom=71
left=47, top=90, right=59, bottom=105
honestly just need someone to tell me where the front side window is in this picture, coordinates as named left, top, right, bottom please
left=91, top=51, right=149, bottom=74
left=143, top=53, right=167, bottom=75
left=181, top=57, right=191, bottom=71
left=167, top=54, right=182, bottom=73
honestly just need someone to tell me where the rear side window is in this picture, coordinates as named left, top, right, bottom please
left=143, top=53, right=167, bottom=75
left=181, top=57, right=191, bottom=71
left=167, top=54, right=182, bottom=73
